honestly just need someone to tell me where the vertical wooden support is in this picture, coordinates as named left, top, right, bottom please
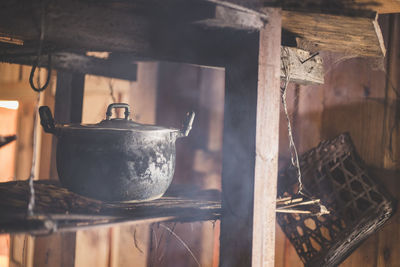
left=252, top=9, right=282, bottom=267
left=219, top=8, right=281, bottom=267
left=54, top=72, right=85, bottom=124
left=49, top=72, right=85, bottom=179
left=34, top=71, right=85, bottom=267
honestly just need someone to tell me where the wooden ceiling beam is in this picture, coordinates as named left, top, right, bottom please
left=283, top=11, right=386, bottom=57
left=0, top=52, right=138, bottom=81
left=0, top=46, right=324, bottom=85
left=0, top=0, right=385, bottom=65
left=209, top=0, right=400, bottom=14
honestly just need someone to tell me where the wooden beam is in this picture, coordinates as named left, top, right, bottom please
left=355, top=0, right=400, bottom=13
left=219, top=8, right=281, bottom=267
left=0, top=53, right=137, bottom=81
left=53, top=72, right=85, bottom=124
left=210, top=0, right=400, bottom=14
left=0, top=1, right=264, bottom=51
left=0, top=0, right=385, bottom=64
left=0, top=181, right=221, bottom=235
left=252, top=8, right=281, bottom=267
left=219, top=30, right=258, bottom=267
left=283, top=11, right=386, bottom=57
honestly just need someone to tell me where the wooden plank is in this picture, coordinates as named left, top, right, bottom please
left=0, top=3, right=262, bottom=67
left=377, top=13, right=400, bottom=267
left=283, top=11, right=386, bottom=57
left=219, top=8, right=281, bottom=267
left=0, top=53, right=137, bottom=81
left=33, top=233, right=76, bottom=267
left=280, top=47, right=324, bottom=85
left=53, top=72, right=85, bottom=124
left=75, top=228, right=111, bottom=267
left=49, top=71, right=85, bottom=178
left=211, top=0, right=400, bottom=14
left=0, top=0, right=385, bottom=64
left=219, top=32, right=259, bottom=267
left=0, top=181, right=222, bottom=235
left=0, top=1, right=264, bottom=53
left=382, top=14, right=400, bottom=170
left=252, top=8, right=281, bottom=267
left=340, top=0, right=400, bottom=14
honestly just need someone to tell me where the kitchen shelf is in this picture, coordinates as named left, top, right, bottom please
left=0, top=181, right=221, bottom=235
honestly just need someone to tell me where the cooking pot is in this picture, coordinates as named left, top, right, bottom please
left=39, top=103, right=195, bottom=202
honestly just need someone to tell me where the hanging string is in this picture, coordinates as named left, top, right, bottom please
left=29, top=54, right=52, bottom=92
left=29, top=0, right=51, bottom=93
left=281, top=48, right=329, bottom=216
left=27, top=93, right=41, bottom=216
left=280, top=47, right=305, bottom=196
left=27, top=1, right=49, bottom=216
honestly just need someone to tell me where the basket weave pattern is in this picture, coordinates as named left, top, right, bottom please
left=277, top=133, right=396, bottom=267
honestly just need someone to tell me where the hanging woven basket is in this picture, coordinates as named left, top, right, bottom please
left=277, top=133, right=396, bottom=267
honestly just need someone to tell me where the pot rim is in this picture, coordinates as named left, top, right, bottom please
left=59, top=122, right=180, bottom=133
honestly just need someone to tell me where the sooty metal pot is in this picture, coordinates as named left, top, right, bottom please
left=39, top=103, right=195, bottom=202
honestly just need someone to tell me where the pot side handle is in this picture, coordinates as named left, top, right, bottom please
left=39, top=106, right=57, bottom=134
left=179, top=111, right=195, bottom=138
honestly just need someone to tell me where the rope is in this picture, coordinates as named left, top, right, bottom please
left=28, top=0, right=48, bottom=216
left=281, top=48, right=329, bottom=216
left=29, top=54, right=52, bottom=92
left=280, top=47, right=305, bottom=196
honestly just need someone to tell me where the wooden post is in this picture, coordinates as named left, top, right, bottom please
left=49, top=72, right=85, bottom=179
left=54, top=72, right=85, bottom=124
left=252, top=9, right=281, bottom=267
left=34, top=71, right=85, bottom=267
left=219, top=8, right=281, bottom=267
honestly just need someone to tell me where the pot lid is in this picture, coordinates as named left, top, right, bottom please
left=64, top=119, right=179, bottom=132
left=39, top=103, right=195, bottom=137
left=64, top=103, right=179, bottom=133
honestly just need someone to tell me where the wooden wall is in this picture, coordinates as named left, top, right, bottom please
left=275, top=13, right=400, bottom=267
left=0, top=13, right=398, bottom=267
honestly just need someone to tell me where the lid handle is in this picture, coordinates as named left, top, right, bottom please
left=106, top=103, right=130, bottom=120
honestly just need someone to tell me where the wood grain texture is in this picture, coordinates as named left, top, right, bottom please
left=219, top=8, right=281, bottom=267
left=33, top=232, right=76, bottom=267
left=280, top=47, right=324, bottom=85
left=0, top=181, right=222, bottom=235
left=283, top=11, right=386, bottom=57
left=0, top=0, right=387, bottom=62
left=320, top=55, right=387, bottom=267
left=354, top=0, right=400, bottom=13
left=274, top=14, right=399, bottom=266
left=252, top=8, right=281, bottom=267
left=382, top=14, right=400, bottom=170
left=377, top=13, right=400, bottom=267
left=211, top=0, right=400, bottom=14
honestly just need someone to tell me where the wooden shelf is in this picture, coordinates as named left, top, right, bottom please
left=0, top=181, right=221, bottom=235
